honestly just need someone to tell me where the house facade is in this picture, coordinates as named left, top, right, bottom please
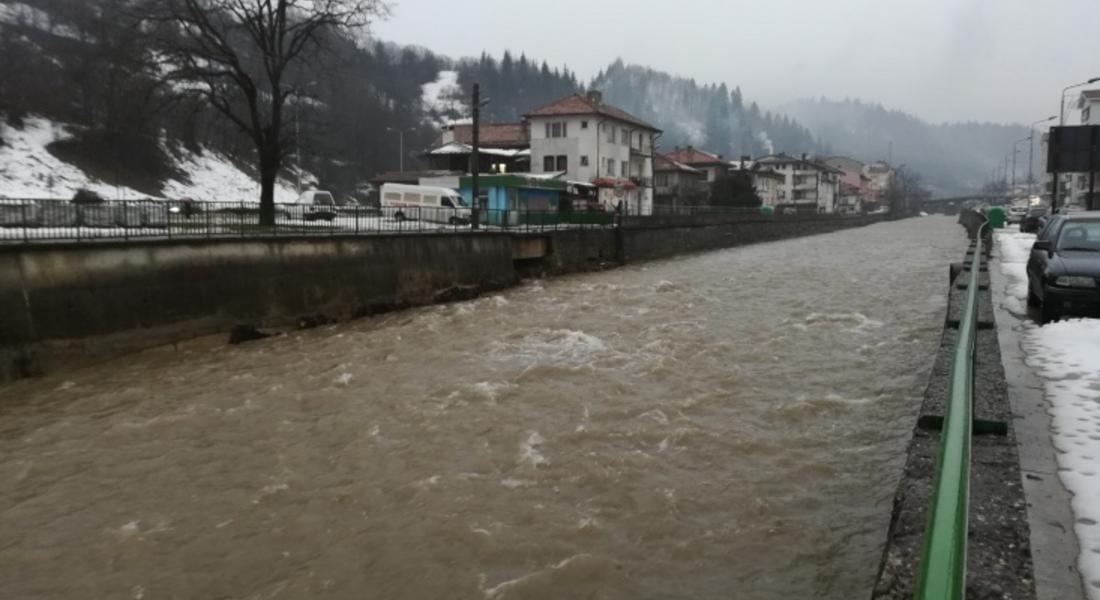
left=654, top=153, right=707, bottom=210
left=525, top=91, right=660, bottom=214
left=755, top=153, right=842, bottom=213
left=862, top=162, right=895, bottom=211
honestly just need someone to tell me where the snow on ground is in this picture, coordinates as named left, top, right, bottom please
left=996, top=228, right=1100, bottom=598
left=0, top=116, right=302, bottom=203
left=422, top=70, right=467, bottom=125
left=0, top=116, right=142, bottom=200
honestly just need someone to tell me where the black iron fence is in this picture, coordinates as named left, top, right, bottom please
left=0, top=199, right=873, bottom=245
left=0, top=199, right=617, bottom=243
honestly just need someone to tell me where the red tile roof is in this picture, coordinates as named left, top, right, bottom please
left=664, top=146, right=726, bottom=166
left=654, top=153, right=703, bottom=174
left=445, top=123, right=529, bottom=148
left=524, top=94, right=661, bottom=132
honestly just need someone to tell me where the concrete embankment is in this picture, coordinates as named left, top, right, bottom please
left=871, top=215, right=1036, bottom=599
left=0, top=214, right=880, bottom=382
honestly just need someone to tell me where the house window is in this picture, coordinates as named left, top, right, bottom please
left=556, top=155, right=568, bottom=171
left=543, top=156, right=555, bottom=172
left=606, top=124, right=615, bottom=144
left=656, top=173, right=669, bottom=186
left=545, top=122, right=567, bottom=138
left=622, top=161, right=629, bottom=178
left=620, top=128, right=628, bottom=144
left=580, top=155, right=589, bottom=167
left=606, top=159, right=616, bottom=176
left=581, top=120, right=589, bottom=129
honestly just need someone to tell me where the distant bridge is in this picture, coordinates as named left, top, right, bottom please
left=920, top=195, right=998, bottom=214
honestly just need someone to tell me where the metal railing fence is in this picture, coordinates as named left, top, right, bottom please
left=913, top=221, right=986, bottom=600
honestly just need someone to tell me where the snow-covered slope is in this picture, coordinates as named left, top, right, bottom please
left=421, top=70, right=467, bottom=126
left=0, top=116, right=303, bottom=203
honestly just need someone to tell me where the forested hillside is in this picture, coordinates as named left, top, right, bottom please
left=591, top=60, right=822, bottom=158
left=0, top=0, right=1020, bottom=201
left=454, top=52, right=580, bottom=123
left=0, top=0, right=448, bottom=198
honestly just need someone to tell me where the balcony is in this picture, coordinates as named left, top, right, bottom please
left=630, top=176, right=654, bottom=187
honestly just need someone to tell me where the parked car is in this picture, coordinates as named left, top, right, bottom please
left=380, top=183, right=470, bottom=224
left=296, top=190, right=337, bottom=222
left=1006, top=204, right=1028, bottom=224
left=1020, top=206, right=1049, bottom=233
left=1027, top=212, right=1100, bottom=322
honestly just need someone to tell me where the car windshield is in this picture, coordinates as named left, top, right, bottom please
left=1056, top=219, right=1100, bottom=252
left=452, top=195, right=470, bottom=207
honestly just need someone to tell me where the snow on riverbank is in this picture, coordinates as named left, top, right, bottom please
left=0, top=116, right=302, bottom=203
left=996, top=228, right=1100, bottom=598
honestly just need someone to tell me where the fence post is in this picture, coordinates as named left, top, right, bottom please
left=123, top=201, right=129, bottom=242
left=355, top=206, right=360, bottom=235
left=21, top=203, right=29, bottom=243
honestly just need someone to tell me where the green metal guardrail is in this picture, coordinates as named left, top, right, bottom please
left=913, top=222, right=986, bottom=600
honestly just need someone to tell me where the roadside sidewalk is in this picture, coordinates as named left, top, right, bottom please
left=993, top=227, right=1099, bottom=600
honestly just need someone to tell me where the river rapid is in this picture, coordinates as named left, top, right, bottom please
left=0, top=216, right=964, bottom=599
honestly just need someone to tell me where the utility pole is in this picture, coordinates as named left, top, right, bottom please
left=471, top=83, right=481, bottom=230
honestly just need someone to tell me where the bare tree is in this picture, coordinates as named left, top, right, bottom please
left=157, top=0, right=387, bottom=225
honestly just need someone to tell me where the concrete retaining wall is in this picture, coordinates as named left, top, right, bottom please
left=1, top=214, right=883, bottom=381
left=871, top=225, right=1035, bottom=599
left=0, top=234, right=516, bottom=380
left=620, top=215, right=882, bottom=263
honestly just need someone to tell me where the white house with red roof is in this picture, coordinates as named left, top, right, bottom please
left=525, top=91, right=661, bottom=214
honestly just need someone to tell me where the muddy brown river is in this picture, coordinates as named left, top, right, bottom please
left=0, top=217, right=964, bottom=599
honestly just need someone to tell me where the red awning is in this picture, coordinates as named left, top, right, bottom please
left=591, top=178, right=637, bottom=190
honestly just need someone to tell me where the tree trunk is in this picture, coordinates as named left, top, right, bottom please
left=258, top=146, right=279, bottom=227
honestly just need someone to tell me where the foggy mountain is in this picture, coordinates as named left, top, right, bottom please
left=781, top=98, right=1032, bottom=196
left=591, top=60, right=822, bottom=159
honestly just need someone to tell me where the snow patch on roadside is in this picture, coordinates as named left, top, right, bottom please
left=996, top=229, right=1100, bottom=598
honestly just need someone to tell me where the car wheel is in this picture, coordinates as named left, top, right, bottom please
left=1040, top=292, right=1059, bottom=324
left=1027, top=283, right=1041, bottom=307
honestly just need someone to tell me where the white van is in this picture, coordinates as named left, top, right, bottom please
left=296, top=190, right=337, bottom=221
left=380, top=183, right=471, bottom=224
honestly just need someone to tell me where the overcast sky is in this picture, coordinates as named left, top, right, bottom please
left=374, top=0, right=1100, bottom=125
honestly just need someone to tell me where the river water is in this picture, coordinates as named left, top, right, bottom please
left=1, top=217, right=964, bottom=600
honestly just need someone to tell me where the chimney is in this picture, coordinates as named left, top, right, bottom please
left=586, top=90, right=603, bottom=104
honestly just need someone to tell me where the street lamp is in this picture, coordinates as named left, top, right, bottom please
left=1012, top=137, right=1030, bottom=192
left=1027, top=115, right=1057, bottom=189
left=386, top=127, right=415, bottom=172
left=1060, top=77, right=1100, bottom=125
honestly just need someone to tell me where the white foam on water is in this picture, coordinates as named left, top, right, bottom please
left=802, top=312, right=884, bottom=331
left=518, top=431, right=548, bottom=468
left=493, top=329, right=610, bottom=367
left=334, top=372, right=353, bottom=386
left=482, top=554, right=611, bottom=599
left=500, top=478, right=536, bottom=489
